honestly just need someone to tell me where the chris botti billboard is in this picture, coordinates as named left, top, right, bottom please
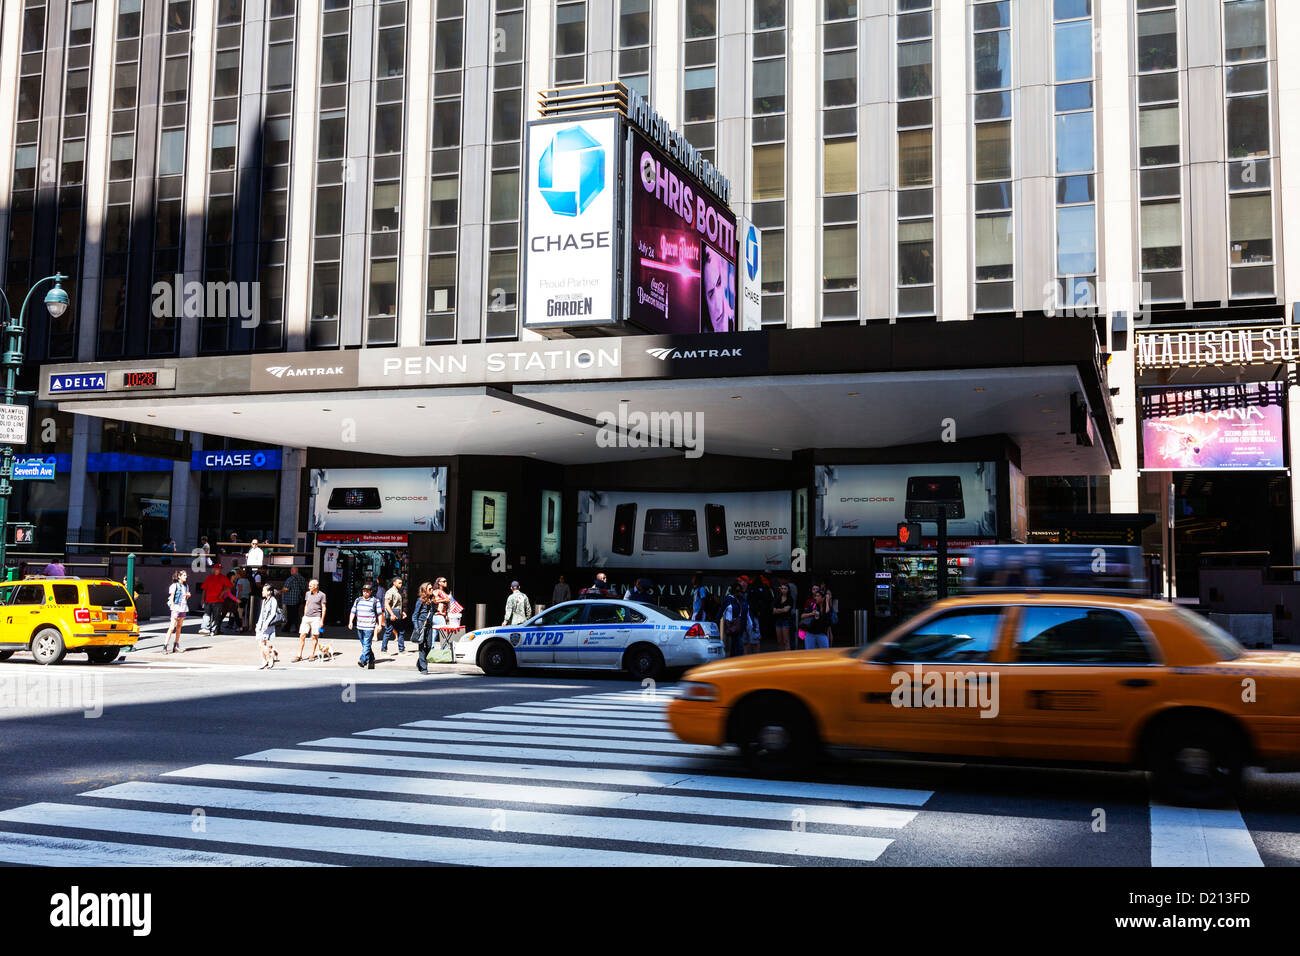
left=522, top=116, right=620, bottom=330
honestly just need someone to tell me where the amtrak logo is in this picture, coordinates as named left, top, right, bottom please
left=745, top=225, right=759, bottom=281
left=646, top=347, right=744, bottom=361
left=538, top=126, right=605, bottom=217
left=264, top=364, right=344, bottom=378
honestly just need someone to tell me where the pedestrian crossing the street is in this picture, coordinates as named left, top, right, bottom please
left=0, top=686, right=936, bottom=867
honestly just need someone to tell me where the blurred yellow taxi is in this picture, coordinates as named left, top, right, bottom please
left=669, top=590, right=1300, bottom=806
left=0, top=577, right=138, bottom=665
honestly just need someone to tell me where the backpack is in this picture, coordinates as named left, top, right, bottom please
left=268, top=600, right=284, bottom=626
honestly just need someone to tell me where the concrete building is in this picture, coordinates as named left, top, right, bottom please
left=1, top=0, right=1295, bottom=613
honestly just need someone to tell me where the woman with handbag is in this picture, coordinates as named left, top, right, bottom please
left=411, top=582, right=436, bottom=674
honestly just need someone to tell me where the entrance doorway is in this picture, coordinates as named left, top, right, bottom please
left=320, top=547, right=408, bottom=625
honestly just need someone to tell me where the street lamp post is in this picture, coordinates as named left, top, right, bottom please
left=0, top=273, right=70, bottom=578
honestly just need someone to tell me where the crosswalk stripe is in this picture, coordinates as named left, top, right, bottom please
left=445, top=711, right=667, bottom=729
left=530, top=698, right=670, bottom=709
left=511, top=701, right=670, bottom=715
left=482, top=706, right=668, bottom=723
left=299, top=736, right=716, bottom=768
left=1149, top=802, right=1264, bottom=867
left=355, top=727, right=723, bottom=756
left=0, top=803, right=769, bottom=867
left=167, top=763, right=918, bottom=829
left=0, top=830, right=336, bottom=867
left=87, top=782, right=894, bottom=862
left=241, top=748, right=934, bottom=805
left=403, top=719, right=680, bottom=741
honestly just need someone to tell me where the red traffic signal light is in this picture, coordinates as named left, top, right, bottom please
left=897, top=521, right=922, bottom=549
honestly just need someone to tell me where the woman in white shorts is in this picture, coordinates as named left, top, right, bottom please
left=164, top=570, right=189, bottom=654
left=256, top=584, right=281, bottom=669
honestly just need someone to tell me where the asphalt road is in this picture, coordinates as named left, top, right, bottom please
left=1, top=649, right=1298, bottom=867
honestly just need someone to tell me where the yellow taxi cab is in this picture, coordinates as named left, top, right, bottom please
left=0, top=577, right=138, bottom=665
left=668, top=549, right=1300, bottom=806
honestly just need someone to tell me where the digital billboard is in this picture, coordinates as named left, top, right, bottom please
left=1141, top=387, right=1286, bottom=470
left=470, top=490, right=508, bottom=554
left=309, top=468, right=447, bottom=532
left=540, top=489, right=562, bottom=565
left=626, top=128, right=738, bottom=335
left=522, top=116, right=621, bottom=330
left=814, top=463, right=998, bottom=538
left=577, top=490, right=791, bottom=570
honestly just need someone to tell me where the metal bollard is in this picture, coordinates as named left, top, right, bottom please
left=475, top=603, right=487, bottom=631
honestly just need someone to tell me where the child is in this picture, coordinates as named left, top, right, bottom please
left=256, top=584, right=282, bottom=669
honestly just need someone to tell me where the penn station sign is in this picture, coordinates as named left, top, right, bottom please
left=1137, top=326, right=1300, bottom=369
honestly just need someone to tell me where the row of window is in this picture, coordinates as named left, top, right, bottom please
left=1, top=0, right=1285, bottom=360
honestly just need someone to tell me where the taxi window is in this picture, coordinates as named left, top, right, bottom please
left=87, top=583, right=132, bottom=609
left=587, top=604, right=644, bottom=625
left=9, top=584, right=47, bottom=606
left=892, top=608, right=1003, bottom=663
left=52, top=584, right=80, bottom=605
left=1015, top=606, right=1153, bottom=664
left=1169, top=607, right=1244, bottom=661
left=533, top=604, right=586, bottom=627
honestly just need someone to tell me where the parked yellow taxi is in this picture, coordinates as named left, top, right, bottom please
left=0, top=577, right=138, bottom=665
left=669, top=590, right=1300, bottom=806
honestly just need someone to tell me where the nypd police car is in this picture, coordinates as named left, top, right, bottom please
left=454, top=599, right=725, bottom=680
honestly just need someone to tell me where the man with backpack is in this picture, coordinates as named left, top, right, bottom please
left=349, top=583, right=383, bottom=670
left=502, top=581, right=533, bottom=626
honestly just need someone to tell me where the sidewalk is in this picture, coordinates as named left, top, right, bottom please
left=129, top=618, right=481, bottom=674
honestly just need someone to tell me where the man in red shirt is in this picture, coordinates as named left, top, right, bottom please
left=200, top=563, right=233, bottom=635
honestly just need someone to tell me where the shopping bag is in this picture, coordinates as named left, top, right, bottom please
left=426, top=644, right=454, bottom=664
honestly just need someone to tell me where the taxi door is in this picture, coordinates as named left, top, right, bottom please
left=4, top=583, right=51, bottom=637
left=994, top=604, right=1163, bottom=764
left=845, top=605, right=1011, bottom=758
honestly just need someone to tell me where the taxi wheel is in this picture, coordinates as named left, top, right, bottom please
left=86, top=647, right=121, bottom=664
left=0, top=651, right=13, bottom=661
left=479, top=640, right=516, bottom=676
left=30, top=628, right=67, bottom=666
left=624, top=644, right=664, bottom=682
left=1147, top=716, right=1244, bottom=807
left=735, top=696, right=817, bottom=777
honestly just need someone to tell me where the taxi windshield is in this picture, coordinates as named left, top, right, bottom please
left=1170, top=607, right=1245, bottom=661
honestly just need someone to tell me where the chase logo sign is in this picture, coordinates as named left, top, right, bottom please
left=746, top=225, right=759, bottom=281
left=49, top=373, right=106, bottom=393
left=538, top=126, right=605, bottom=217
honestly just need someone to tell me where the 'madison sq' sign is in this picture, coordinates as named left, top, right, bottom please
left=190, top=449, right=282, bottom=471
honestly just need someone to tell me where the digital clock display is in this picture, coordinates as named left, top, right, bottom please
left=122, top=371, right=158, bottom=388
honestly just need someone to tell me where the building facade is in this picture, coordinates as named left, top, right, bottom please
left=1, top=0, right=1297, bottom=605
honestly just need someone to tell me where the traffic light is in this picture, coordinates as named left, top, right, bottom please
left=897, top=521, right=922, bottom=550
left=9, top=524, right=35, bottom=546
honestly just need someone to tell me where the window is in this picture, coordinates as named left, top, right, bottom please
left=588, top=604, right=645, bottom=625
left=52, top=585, right=79, bottom=605
left=535, top=604, right=586, bottom=627
left=1223, top=0, right=1272, bottom=298
left=1135, top=0, right=1181, bottom=306
left=1053, top=1, right=1095, bottom=309
left=553, top=1, right=585, bottom=86
left=9, top=585, right=47, bottom=606
left=1014, top=607, right=1153, bottom=665
left=683, top=0, right=718, bottom=163
left=892, top=608, right=1003, bottom=663
left=619, top=0, right=651, bottom=98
